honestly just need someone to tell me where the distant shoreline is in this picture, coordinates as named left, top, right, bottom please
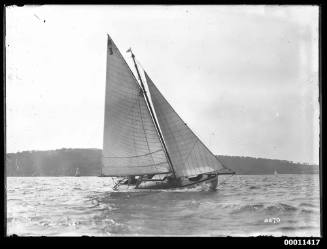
left=6, top=148, right=319, bottom=176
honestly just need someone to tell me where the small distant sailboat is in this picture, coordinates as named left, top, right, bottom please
left=274, top=170, right=278, bottom=175
left=15, top=158, right=19, bottom=172
left=75, top=167, right=80, bottom=177
left=101, top=34, right=234, bottom=191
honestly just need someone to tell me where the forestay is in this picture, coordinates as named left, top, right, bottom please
left=145, top=72, right=224, bottom=178
left=102, top=35, right=171, bottom=176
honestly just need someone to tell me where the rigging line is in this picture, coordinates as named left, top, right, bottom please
left=138, top=96, right=157, bottom=170
left=113, top=177, right=127, bottom=191
left=132, top=101, right=137, bottom=158
left=135, top=59, right=147, bottom=79
left=195, top=139, right=204, bottom=176
left=217, top=158, right=235, bottom=173
left=215, top=156, right=227, bottom=170
left=216, top=174, right=235, bottom=189
left=128, top=50, right=176, bottom=178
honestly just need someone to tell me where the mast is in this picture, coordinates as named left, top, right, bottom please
left=128, top=49, right=177, bottom=179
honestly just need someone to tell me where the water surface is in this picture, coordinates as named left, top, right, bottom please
left=6, top=174, right=320, bottom=236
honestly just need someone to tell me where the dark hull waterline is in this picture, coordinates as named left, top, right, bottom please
left=113, top=174, right=221, bottom=191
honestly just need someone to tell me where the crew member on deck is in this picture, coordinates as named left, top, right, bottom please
left=128, top=176, right=137, bottom=185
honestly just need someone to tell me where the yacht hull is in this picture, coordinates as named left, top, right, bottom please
left=113, top=174, right=219, bottom=191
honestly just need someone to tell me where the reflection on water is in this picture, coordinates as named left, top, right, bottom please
left=6, top=174, right=320, bottom=236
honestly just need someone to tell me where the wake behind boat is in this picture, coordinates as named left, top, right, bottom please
left=101, top=34, right=234, bottom=191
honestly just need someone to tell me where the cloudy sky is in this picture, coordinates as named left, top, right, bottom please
left=6, top=5, right=319, bottom=164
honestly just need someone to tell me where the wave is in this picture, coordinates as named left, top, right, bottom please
left=298, top=202, right=316, bottom=208
left=300, top=208, right=315, bottom=214
left=274, top=225, right=318, bottom=232
left=248, top=186, right=261, bottom=190
left=278, top=226, right=297, bottom=231
left=278, top=203, right=298, bottom=211
left=6, top=175, right=320, bottom=236
left=230, top=204, right=265, bottom=214
left=230, top=202, right=299, bottom=215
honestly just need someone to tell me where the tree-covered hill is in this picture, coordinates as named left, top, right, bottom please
left=6, top=148, right=319, bottom=176
left=217, top=155, right=319, bottom=175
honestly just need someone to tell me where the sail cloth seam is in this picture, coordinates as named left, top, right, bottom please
left=106, top=162, right=170, bottom=168
left=103, top=149, right=164, bottom=158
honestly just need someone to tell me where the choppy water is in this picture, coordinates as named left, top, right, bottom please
left=6, top=174, right=320, bottom=236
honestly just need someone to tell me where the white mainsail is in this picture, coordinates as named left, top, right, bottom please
left=145, top=72, right=225, bottom=178
left=102, top=35, right=171, bottom=176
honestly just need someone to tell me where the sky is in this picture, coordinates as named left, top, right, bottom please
left=6, top=5, right=319, bottom=164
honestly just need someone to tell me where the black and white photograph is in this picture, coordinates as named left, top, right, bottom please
left=5, top=5, right=320, bottom=237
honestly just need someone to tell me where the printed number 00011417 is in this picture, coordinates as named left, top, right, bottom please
left=284, top=239, right=320, bottom=246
